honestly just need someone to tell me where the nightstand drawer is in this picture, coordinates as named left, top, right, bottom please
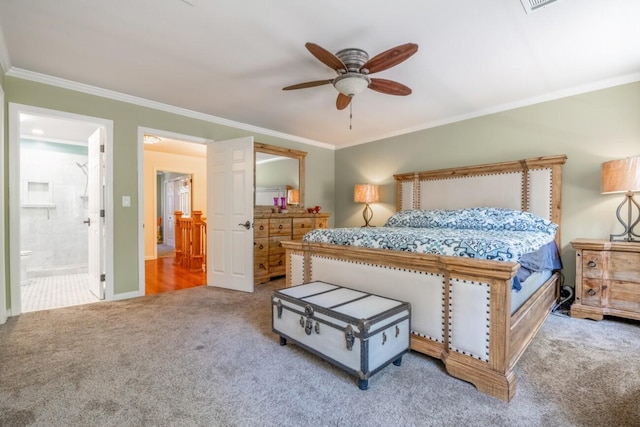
left=609, top=280, right=640, bottom=312
left=607, top=251, right=640, bottom=282
left=581, top=250, right=603, bottom=279
left=580, top=278, right=602, bottom=307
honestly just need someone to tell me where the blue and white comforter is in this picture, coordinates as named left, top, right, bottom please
left=301, top=208, right=561, bottom=290
left=302, top=226, right=555, bottom=263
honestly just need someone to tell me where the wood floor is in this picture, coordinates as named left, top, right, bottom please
left=145, top=257, right=206, bottom=295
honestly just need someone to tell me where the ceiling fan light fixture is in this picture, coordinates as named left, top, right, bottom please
left=143, top=134, right=162, bottom=144
left=333, top=74, right=370, bottom=96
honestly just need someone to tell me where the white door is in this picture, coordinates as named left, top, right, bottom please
left=87, top=128, right=105, bottom=299
left=164, top=180, right=176, bottom=246
left=207, top=136, right=254, bottom=292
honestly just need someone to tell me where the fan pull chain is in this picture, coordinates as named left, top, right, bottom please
left=349, top=99, right=353, bottom=130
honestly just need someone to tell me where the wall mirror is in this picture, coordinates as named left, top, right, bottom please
left=255, top=143, right=306, bottom=208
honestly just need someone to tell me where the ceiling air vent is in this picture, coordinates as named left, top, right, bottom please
left=520, top=0, right=558, bottom=14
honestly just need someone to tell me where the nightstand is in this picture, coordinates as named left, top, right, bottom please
left=570, top=238, right=640, bottom=321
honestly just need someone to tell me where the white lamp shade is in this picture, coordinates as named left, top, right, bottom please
left=601, top=156, right=640, bottom=194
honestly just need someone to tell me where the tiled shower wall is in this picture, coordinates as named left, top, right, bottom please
left=20, top=139, right=89, bottom=278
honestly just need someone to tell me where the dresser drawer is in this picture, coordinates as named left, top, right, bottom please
left=254, top=219, right=269, bottom=238
left=269, top=253, right=286, bottom=275
left=254, top=256, right=269, bottom=276
left=315, top=218, right=328, bottom=229
left=254, top=237, right=268, bottom=257
left=580, top=251, right=604, bottom=279
left=292, top=218, right=313, bottom=239
left=269, top=218, right=291, bottom=236
left=269, top=236, right=289, bottom=255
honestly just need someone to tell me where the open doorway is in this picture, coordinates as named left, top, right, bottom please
left=139, top=127, right=209, bottom=295
left=157, top=171, right=193, bottom=259
left=8, top=104, right=114, bottom=314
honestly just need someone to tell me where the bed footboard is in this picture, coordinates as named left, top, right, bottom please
left=284, top=241, right=558, bottom=402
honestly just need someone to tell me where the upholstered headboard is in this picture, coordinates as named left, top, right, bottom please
left=394, top=155, right=567, bottom=246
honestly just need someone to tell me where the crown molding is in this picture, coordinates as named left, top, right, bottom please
left=5, top=67, right=335, bottom=150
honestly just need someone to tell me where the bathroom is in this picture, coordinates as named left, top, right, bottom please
left=19, top=137, right=99, bottom=311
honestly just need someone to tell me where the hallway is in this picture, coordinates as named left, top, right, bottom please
left=145, top=257, right=206, bottom=295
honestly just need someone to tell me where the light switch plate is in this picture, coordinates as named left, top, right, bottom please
left=122, top=195, right=131, bottom=207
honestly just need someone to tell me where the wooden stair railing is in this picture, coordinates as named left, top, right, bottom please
left=174, top=210, right=207, bottom=272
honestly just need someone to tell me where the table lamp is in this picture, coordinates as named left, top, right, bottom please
left=601, top=156, right=640, bottom=242
left=354, top=184, right=379, bottom=227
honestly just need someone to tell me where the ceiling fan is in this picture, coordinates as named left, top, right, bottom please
left=283, top=42, right=419, bottom=110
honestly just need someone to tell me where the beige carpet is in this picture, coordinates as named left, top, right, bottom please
left=1, top=279, right=638, bottom=426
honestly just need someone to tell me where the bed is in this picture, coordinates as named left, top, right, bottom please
left=281, top=155, right=567, bottom=401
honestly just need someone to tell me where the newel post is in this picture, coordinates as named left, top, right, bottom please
left=174, top=211, right=183, bottom=265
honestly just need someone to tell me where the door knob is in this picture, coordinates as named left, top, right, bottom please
left=238, top=221, right=251, bottom=230
left=83, top=218, right=91, bottom=226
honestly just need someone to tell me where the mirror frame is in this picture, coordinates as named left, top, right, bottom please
left=255, top=142, right=306, bottom=208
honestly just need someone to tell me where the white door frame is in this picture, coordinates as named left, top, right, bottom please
left=0, top=87, right=6, bottom=324
left=8, top=103, right=115, bottom=315
left=137, top=127, right=211, bottom=295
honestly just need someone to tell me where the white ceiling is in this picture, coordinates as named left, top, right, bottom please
left=1, top=0, right=639, bottom=149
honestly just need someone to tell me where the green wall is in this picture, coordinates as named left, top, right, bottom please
left=3, top=74, right=639, bottom=308
left=335, top=81, right=640, bottom=288
left=3, top=76, right=335, bottom=304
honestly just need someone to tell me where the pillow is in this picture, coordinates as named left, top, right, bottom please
left=384, top=207, right=558, bottom=235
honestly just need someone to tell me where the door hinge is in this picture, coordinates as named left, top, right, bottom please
left=100, top=144, right=105, bottom=153
left=100, top=209, right=105, bottom=218
left=100, top=274, right=106, bottom=282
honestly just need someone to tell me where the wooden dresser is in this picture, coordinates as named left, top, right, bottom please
left=254, top=211, right=330, bottom=283
left=570, top=238, right=640, bottom=321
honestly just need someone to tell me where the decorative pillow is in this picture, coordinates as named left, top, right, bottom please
left=384, top=207, right=558, bottom=235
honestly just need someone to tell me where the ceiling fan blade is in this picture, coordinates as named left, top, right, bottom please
left=336, top=93, right=352, bottom=110
left=369, top=78, right=412, bottom=96
left=305, top=42, right=346, bottom=72
left=282, top=79, right=333, bottom=90
left=362, top=43, right=418, bottom=74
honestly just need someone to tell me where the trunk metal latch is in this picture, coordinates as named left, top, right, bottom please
left=344, top=325, right=355, bottom=351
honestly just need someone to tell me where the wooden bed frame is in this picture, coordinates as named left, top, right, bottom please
left=282, top=155, right=567, bottom=401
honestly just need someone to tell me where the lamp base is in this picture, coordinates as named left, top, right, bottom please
left=361, top=203, right=374, bottom=227
left=610, top=192, right=640, bottom=242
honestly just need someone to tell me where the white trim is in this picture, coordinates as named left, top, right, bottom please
left=6, top=67, right=335, bottom=150
left=113, top=290, right=142, bottom=301
left=137, top=127, right=213, bottom=297
left=8, top=103, right=115, bottom=315
left=0, top=86, right=6, bottom=324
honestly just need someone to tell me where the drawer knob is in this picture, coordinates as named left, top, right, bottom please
left=587, top=289, right=596, bottom=296
left=259, top=244, right=264, bottom=250
left=587, top=261, right=596, bottom=268
left=279, top=224, right=283, bottom=229
left=259, top=225, right=264, bottom=230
